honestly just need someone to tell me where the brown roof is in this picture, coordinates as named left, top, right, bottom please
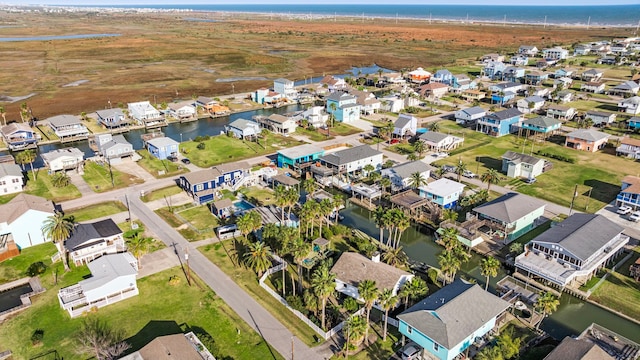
left=272, top=173, right=300, bottom=186
left=331, top=252, right=411, bottom=291
left=0, top=194, right=54, bottom=224
left=544, top=337, right=613, bottom=360
left=620, top=137, right=640, bottom=147
left=214, top=161, right=250, bottom=175
left=137, top=334, right=203, bottom=360
left=1, top=122, right=33, bottom=136
left=212, top=198, right=233, bottom=210
left=622, top=175, right=640, bottom=194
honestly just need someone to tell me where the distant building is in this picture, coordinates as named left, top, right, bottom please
left=564, top=129, right=610, bottom=152
left=326, top=92, right=361, bottom=123
left=47, top=115, right=89, bottom=141
left=273, top=78, right=296, bottom=99
left=95, top=108, right=128, bottom=129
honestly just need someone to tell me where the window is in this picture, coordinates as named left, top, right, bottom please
left=407, top=326, right=413, bottom=334
left=196, top=184, right=204, bottom=191
left=434, top=343, right=439, bottom=351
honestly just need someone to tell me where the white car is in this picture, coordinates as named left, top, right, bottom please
left=616, top=206, right=632, bottom=215
left=629, top=211, right=640, bottom=222
left=463, top=170, right=477, bottom=178
left=401, top=343, right=422, bottom=360
left=432, top=152, right=449, bottom=158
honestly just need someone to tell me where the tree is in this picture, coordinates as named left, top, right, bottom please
left=408, top=171, right=427, bottom=189
left=343, top=315, right=368, bottom=349
left=454, top=159, right=467, bottom=182
left=413, top=140, right=426, bottom=158
left=382, top=246, right=408, bottom=267
left=480, top=168, right=501, bottom=192
left=357, top=279, right=379, bottom=344
left=302, top=178, right=318, bottom=198
left=379, top=288, right=398, bottom=341
left=274, top=184, right=288, bottom=223
left=438, top=250, right=461, bottom=285
left=236, top=212, right=256, bottom=242
left=373, top=206, right=388, bottom=245
left=380, top=177, right=391, bottom=197
left=363, top=164, right=375, bottom=178
left=288, top=236, right=309, bottom=294
left=51, top=172, right=71, bottom=188
left=496, top=329, right=522, bottom=359
left=243, top=241, right=272, bottom=277
left=15, top=149, right=37, bottom=181
left=429, top=121, right=440, bottom=132
left=42, top=211, right=74, bottom=271
left=480, top=256, right=500, bottom=291
left=509, top=242, right=524, bottom=255
left=440, top=208, right=458, bottom=222
left=407, top=153, right=419, bottom=161
left=75, top=316, right=130, bottom=360
left=534, top=291, right=559, bottom=330
left=0, top=105, right=5, bottom=126
left=435, top=166, right=448, bottom=179
left=318, top=198, right=333, bottom=239
left=400, top=277, right=428, bottom=309
left=310, top=262, right=336, bottom=330
left=368, top=170, right=381, bottom=183
left=125, top=232, right=153, bottom=269
left=475, top=345, right=504, bottom=360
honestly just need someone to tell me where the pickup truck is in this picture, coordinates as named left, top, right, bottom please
left=617, top=206, right=632, bottom=215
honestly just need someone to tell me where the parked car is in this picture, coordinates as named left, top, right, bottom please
left=166, top=155, right=178, bottom=162
left=629, top=211, right=640, bottom=222
left=389, top=138, right=400, bottom=145
left=432, top=152, right=449, bottom=158
left=616, top=206, right=632, bottom=215
left=524, top=177, right=537, bottom=184
left=181, top=158, right=191, bottom=164
left=463, top=170, right=477, bottom=178
left=401, top=343, right=422, bottom=360
left=442, top=165, right=456, bottom=173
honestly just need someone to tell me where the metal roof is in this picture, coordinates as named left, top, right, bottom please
left=473, top=192, right=546, bottom=224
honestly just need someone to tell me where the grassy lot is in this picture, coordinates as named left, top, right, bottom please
left=156, top=205, right=217, bottom=242
left=590, top=265, right=640, bottom=320
left=180, top=134, right=306, bottom=168
left=350, top=320, right=401, bottom=360
left=0, top=242, right=57, bottom=283
left=200, top=242, right=320, bottom=346
left=24, top=170, right=82, bottom=202
left=331, top=123, right=364, bottom=136
left=141, top=185, right=184, bottom=203
left=0, top=264, right=281, bottom=360
left=136, top=149, right=189, bottom=178
left=239, top=186, right=276, bottom=206
left=0, top=192, right=19, bottom=204
left=177, top=205, right=220, bottom=231
left=296, top=126, right=335, bottom=141
left=82, top=161, right=144, bottom=193
left=66, top=201, right=127, bottom=222
left=565, top=99, right=622, bottom=114
left=431, top=120, right=630, bottom=212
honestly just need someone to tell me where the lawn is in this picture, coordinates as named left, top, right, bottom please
left=295, top=126, right=335, bottom=141
left=199, top=242, right=320, bottom=346
left=156, top=205, right=217, bottom=242
left=0, top=266, right=281, bottom=360
left=66, top=201, right=127, bottom=222
left=0, top=192, right=19, bottom=204
left=177, top=205, right=220, bottom=231
left=0, top=242, right=58, bottom=283
left=180, top=133, right=306, bottom=168
left=24, top=170, right=82, bottom=202
left=239, top=186, right=276, bottom=206
left=141, top=185, right=183, bottom=203
left=331, top=122, right=364, bottom=136
left=82, top=161, right=144, bottom=193
left=136, top=149, right=189, bottom=178
left=589, top=268, right=640, bottom=321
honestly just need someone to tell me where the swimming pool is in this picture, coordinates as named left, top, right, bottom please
left=233, top=200, right=256, bottom=212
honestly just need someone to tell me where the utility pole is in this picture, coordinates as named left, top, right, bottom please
left=291, top=336, right=294, bottom=360
left=585, top=187, right=593, bottom=211
left=569, top=184, right=579, bottom=215
left=184, top=247, right=191, bottom=286
left=125, top=194, right=132, bottom=225
left=107, top=156, right=114, bottom=188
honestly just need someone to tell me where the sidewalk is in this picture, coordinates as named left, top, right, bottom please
left=68, top=171, right=95, bottom=197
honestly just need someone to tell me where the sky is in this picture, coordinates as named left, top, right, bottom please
left=3, top=0, right=640, bottom=6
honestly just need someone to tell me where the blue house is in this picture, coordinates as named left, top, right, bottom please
left=501, top=67, right=526, bottom=83
left=524, top=70, right=549, bottom=85
left=145, top=137, right=179, bottom=160
left=432, top=69, right=454, bottom=85
left=277, top=144, right=325, bottom=170
left=179, top=162, right=251, bottom=204
left=450, top=74, right=477, bottom=92
left=398, top=279, right=510, bottom=360
left=0, top=123, right=37, bottom=150
left=491, top=91, right=516, bottom=105
left=419, top=178, right=465, bottom=209
left=476, top=108, right=523, bottom=137
left=617, top=176, right=640, bottom=210
left=326, top=92, right=361, bottom=123
left=627, top=116, right=640, bottom=130
left=521, top=116, right=562, bottom=135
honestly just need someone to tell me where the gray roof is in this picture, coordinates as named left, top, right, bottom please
left=530, top=214, right=623, bottom=262
left=494, top=82, right=521, bottom=90
left=321, top=145, right=381, bottom=166
left=544, top=337, right=613, bottom=360
left=146, top=136, right=179, bottom=148
left=271, top=173, right=300, bottom=186
left=267, top=114, right=292, bottom=124
left=212, top=198, right=234, bottom=210
left=621, top=96, right=640, bottom=105
left=523, top=95, right=545, bottom=103
left=473, top=192, right=546, bottom=224
left=420, top=131, right=451, bottom=143
left=586, top=110, right=614, bottom=118
left=388, top=161, right=432, bottom=179
left=47, top=114, right=80, bottom=127
left=181, top=162, right=248, bottom=186
left=65, top=219, right=122, bottom=251
left=523, top=116, right=561, bottom=129
left=95, top=108, right=124, bottom=119
left=582, top=69, right=604, bottom=75
left=1, top=122, right=34, bottom=136
left=487, top=108, right=522, bottom=121
left=394, top=114, right=416, bottom=129
left=613, top=81, right=639, bottom=91
left=100, top=134, right=131, bottom=152
left=274, top=78, right=292, bottom=84
left=80, top=253, right=137, bottom=293
left=331, top=252, right=411, bottom=291
left=41, top=148, right=84, bottom=162
left=326, top=92, right=356, bottom=102
left=277, top=144, right=324, bottom=160
left=0, top=162, right=22, bottom=178
left=434, top=69, right=452, bottom=77
left=566, top=129, right=610, bottom=142
left=397, top=279, right=510, bottom=349
left=460, top=106, right=486, bottom=116
left=228, top=118, right=259, bottom=131
left=502, top=151, right=545, bottom=166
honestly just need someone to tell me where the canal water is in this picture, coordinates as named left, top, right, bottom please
left=339, top=201, right=640, bottom=343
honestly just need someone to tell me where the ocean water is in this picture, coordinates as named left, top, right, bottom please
left=113, top=4, right=640, bottom=27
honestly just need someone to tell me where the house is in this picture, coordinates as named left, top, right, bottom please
left=628, top=116, right=640, bottom=130
left=225, top=118, right=261, bottom=140
left=326, top=92, right=361, bottom=123
left=564, top=129, right=610, bottom=152
left=264, top=114, right=298, bottom=135
left=554, top=68, right=576, bottom=78
left=481, top=53, right=505, bottom=63
left=618, top=96, right=640, bottom=114
left=515, top=214, right=628, bottom=287
left=454, top=106, right=486, bottom=125
left=580, top=81, right=606, bottom=94
left=546, top=105, right=576, bottom=120
left=573, top=44, right=592, bottom=56
left=450, top=74, right=477, bottom=92
left=178, top=162, right=250, bottom=204
left=302, top=106, right=329, bottom=128
left=379, top=94, right=405, bottom=113
left=351, top=90, right=381, bottom=115
left=331, top=252, right=413, bottom=305
left=509, top=55, right=529, bottom=66
left=0, top=194, right=54, bottom=249
left=481, top=60, right=507, bottom=79
left=581, top=69, right=604, bottom=82
left=521, top=116, right=562, bottom=136
left=41, top=148, right=84, bottom=172
left=432, top=69, right=453, bottom=85
left=127, top=101, right=162, bottom=124
left=211, top=198, right=234, bottom=218
left=393, top=114, right=418, bottom=138
left=543, top=47, right=569, bottom=60
left=0, top=123, right=37, bottom=150
left=64, top=218, right=125, bottom=265
left=598, top=56, right=621, bottom=66
left=319, top=75, right=347, bottom=92
left=418, top=82, right=449, bottom=99
left=398, top=279, right=511, bottom=360
left=536, top=59, right=555, bottom=69
left=517, top=96, right=545, bottom=113
left=251, top=88, right=270, bottom=104
left=491, top=91, right=516, bottom=105
left=524, top=70, right=549, bottom=85
left=553, top=90, right=574, bottom=103
left=529, top=87, right=550, bottom=98
left=616, top=138, right=640, bottom=160
left=273, top=78, right=296, bottom=99
left=167, top=100, right=197, bottom=120
left=194, top=96, right=230, bottom=115
left=609, top=81, right=640, bottom=96
left=0, top=163, right=23, bottom=195
left=488, top=82, right=522, bottom=95
left=277, top=144, right=325, bottom=170
left=544, top=337, right=614, bottom=360
left=58, top=253, right=138, bottom=318
left=476, top=108, right=523, bottom=137
left=381, top=160, right=432, bottom=192
left=419, top=132, right=464, bottom=152
left=94, top=134, right=134, bottom=163
left=518, top=45, right=539, bottom=56
left=320, top=145, right=383, bottom=179
left=461, top=90, right=486, bottom=102
left=419, top=178, right=465, bottom=209
left=145, top=137, right=179, bottom=160
left=47, top=115, right=89, bottom=141
left=553, top=77, right=573, bottom=89
left=473, top=192, right=546, bottom=242
left=120, top=332, right=215, bottom=360
left=408, top=67, right=432, bottom=83
left=501, top=151, right=546, bottom=179
left=382, top=72, right=406, bottom=85
left=95, top=108, right=128, bottom=129
left=500, top=67, right=526, bottom=83
left=585, top=111, right=616, bottom=126
left=617, top=175, right=640, bottom=209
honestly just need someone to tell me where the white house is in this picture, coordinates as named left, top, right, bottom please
left=264, top=114, right=298, bottom=135
left=419, top=178, right=465, bottom=209
left=581, top=81, right=606, bottom=94
left=319, top=75, right=347, bottom=92
left=167, top=100, right=197, bottom=120
left=586, top=110, right=617, bottom=126
left=0, top=194, right=54, bottom=249
left=381, top=160, right=432, bottom=192
left=226, top=118, right=261, bottom=139
left=352, top=90, right=381, bottom=115
left=501, top=151, right=545, bottom=179
left=58, top=253, right=139, bottom=318
left=128, top=101, right=161, bottom=122
left=331, top=252, right=413, bottom=307
left=47, top=115, right=89, bottom=141
left=518, top=45, right=539, bottom=56
left=64, top=218, right=126, bottom=266
left=0, top=163, right=23, bottom=195
left=94, top=134, right=134, bottom=163
left=609, top=81, right=640, bottom=96
left=419, top=132, right=464, bottom=152
left=380, top=94, right=405, bottom=113
left=546, top=105, right=576, bottom=120
left=581, top=69, right=604, bottom=82
left=454, top=106, right=486, bottom=124
left=320, top=145, right=383, bottom=178
left=274, top=78, right=296, bottom=99
left=41, top=148, right=85, bottom=173
left=393, top=114, right=418, bottom=138
left=618, top=96, right=640, bottom=115
left=302, top=106, right=329, bottom=128
left=543, top=47, right=569, bottom=60
left=517, top=96, right=545, bottom=114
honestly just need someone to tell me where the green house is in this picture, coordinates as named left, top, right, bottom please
left=472, top=192, right=546, bottom=243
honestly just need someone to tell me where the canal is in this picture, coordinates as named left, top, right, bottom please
left=339, top=201, right=640, bottom=343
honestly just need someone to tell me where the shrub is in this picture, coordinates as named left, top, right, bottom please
left=535, top=150, right=575, bottom=163
left=322, top=227, right=334, bottom=240
left=343, top=297, right=359, bottom=312
left=197, top=142, right=206, bottom=150
left=31, top=329, right=44, bottom=345
left=26, top=261, right=47, bottom=277
left=331, top=224, right=348, bottom=237
left=427, top=268, right=439, bottom=285
left=286, top=295, right=307, bottom=315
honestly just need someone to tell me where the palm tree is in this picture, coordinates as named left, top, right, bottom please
left=236, top=212, right=255, bottom=242
left=480, top=256, right=501, bottom=291
left=439, top=227, right=460, bottom=251
left=475, top=345, right=504, bottom=360
left=285, top=186, right=299, bottom=222
left=373, top=206, right=387, bottom=245
left=438, top=250, right=461, bottom=285
left=454, top=159, right=467, bottom=182
left=343, top=315, right=368, bottom=350
left=408, top=171, right=427, bottom=190
left=302, top=178, right=318, bottom=198
left=0, top=105, right=5, bottom=126
left=274, top=185, right=287, bottom=223
left=51, top=172, right=71, bottom=188
left=413, top=140, right=426, bottom=158
left=379, top=177, right=391, bottom=197
left=15, top=149, right=37, bottom=181
left=288, top=237, right=309, bottom=294
left=42, top=211, right=74, bottom=271
left=363, top=164, right=375, bottom=178
left=357, top=279, right=379, bottom=344
left=480, top=168, right=501, bottom=192
left=407, top=153, right=419, bottom=161
left=243, top=241, right=272, bottom=277
left=440, top=209, right=458, bottom=223
left=429, top=121, right=440, bottom=132
left=392, top=211, right=410, bottom=249
left=534, top=292, right=560, bottom=330
left=379, top=288, right=398, bottom=341
left=328, top=102, right=337, bottom=130
left=126, top=232, right=153, bottom=269
left=400, top=277, right=428, bottom=309
left=310, top=262, right=336, bottom=330
left=435, top=166, right=448, bottom=179
left=382, top=246, right=408, bottom=267
left=368, top=170, right=381, bottom=183
left=318, top=198, right=333, bottom=239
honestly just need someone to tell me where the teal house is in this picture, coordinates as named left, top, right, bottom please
left=326, top=92, right=361, bottom=123
left=472, top=192, right=546, bottom=243
left=521, top=116, right=562, bottom=135
left=398, top=279, right=510, bottom=360
left=277, top=144, right=325, bottom=170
